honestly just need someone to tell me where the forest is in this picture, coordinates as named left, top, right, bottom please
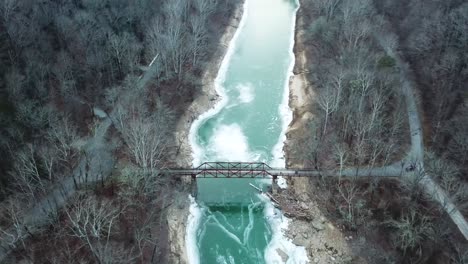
left=0, top=0, right=467, bottom=263
left=288, top=0, right=467, bottom=262
left=0, top=0, right=237, bottom=262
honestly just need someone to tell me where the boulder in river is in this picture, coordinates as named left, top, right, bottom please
left=276, top=248, right=289, bottom=263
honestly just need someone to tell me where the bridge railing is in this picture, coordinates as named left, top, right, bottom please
left=194, top=162, right=274, bottom=178
left=195, top=162, right=272, bottom=171
left=165, top=162, right=402, bottom=178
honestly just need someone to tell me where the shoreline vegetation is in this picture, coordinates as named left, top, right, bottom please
left=0, top=0, right=466, bottom=263
left=282, top=0, right=467, bottom=263
left=0, top=0, right=246, bottom=263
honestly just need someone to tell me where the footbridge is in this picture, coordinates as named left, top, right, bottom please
left=168, top=162, right=322, bottom=178
left=167, top=162, right=402, bottom=196
left=167, top=161, right=403, bottom=179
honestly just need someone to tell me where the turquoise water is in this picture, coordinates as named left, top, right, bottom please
left=189, top=0, right=300, bottom=263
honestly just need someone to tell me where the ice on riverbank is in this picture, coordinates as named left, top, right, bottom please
left=262, top=195, right=309, bottom=264
left=271, top=0, right=300, bottom=191
left=266, top=0, right=309, bottom=262
left=186, top=0, right=250, bottom=262
left=189, top=0, right=250, bottom=167
left=186, top=196, right=204, bottom=264
left=186, top=0, right=309, bottom=261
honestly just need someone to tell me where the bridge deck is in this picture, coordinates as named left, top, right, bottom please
left=165, top=162, right=402, bottom=178
left=166, top=168, right=321, bottom=178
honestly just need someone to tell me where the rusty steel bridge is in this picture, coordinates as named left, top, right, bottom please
left=168, top=162, right=320, bottom=178
left=167, top=162, right=402, bottom=197
left=166, top=162, right=402, bottom=179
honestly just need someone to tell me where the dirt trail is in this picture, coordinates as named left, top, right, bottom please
left=389, top=48, right=468, bottom=240
left=281, top=7, right=468, bottom=263
left=371, top=29, right=468, bottom=239
left=0, top=56, right=163, bottom=263
left=0, top=117, right=115, bottom=263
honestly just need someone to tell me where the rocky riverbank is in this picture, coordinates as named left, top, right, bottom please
left=166, top=3, right=245, bottom=264
left=282, top=2, right=365, bottom=263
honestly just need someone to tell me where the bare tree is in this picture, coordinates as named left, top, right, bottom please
left=387, top=210, right=434, bottom=255
left=123, top=117, right=167, bottom=170
left=314, top=0, right=342, bottom=21
left=117, top=101, right=173, bottom=172
left=46, top=114, right=79, bottom=167
left=336, top=178, right=368, bottom=229
left=106, top=32, right=142, bottom=76
left=333, top=143, right=348, bottom=175
left=424, top=151, right=468, bottom=213
left=341, top=0, right=373, bottom=49
left=10, top=145, right=46, bottom=199
left=15, top=101, right=51, bottom=131
left=37, top=144, right=57, bottom=182
left=317, top=83, right=341, bottom=135
left=0, top=200, right=28, bottom=251
left=367, top=89, right=384, bottom=133
left=161, top=0, right=189, bottom=79
left=65, top=195, right=124, bottom=264
left=146, top=12, right=188, bottom=81
left=188, top=12, right=208, bottom=68
left=193, top=0, right=216, bottom=17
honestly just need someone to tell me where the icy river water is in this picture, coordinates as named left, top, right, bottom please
left=187, top=0, right=307, bottom=263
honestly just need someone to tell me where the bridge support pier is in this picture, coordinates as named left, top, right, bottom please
left=191, top=174, right=197, bottom=198
left=272, top=175, right=278, bottom=195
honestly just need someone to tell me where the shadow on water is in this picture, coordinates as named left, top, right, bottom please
left=195, top=196, right=272, bottom=264
left=188, top=0, right=302, bottom=262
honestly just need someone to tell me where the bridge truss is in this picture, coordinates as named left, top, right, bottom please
left=194, top=162, right=274, bottom=178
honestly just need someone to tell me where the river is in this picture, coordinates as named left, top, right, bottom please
left=187, top=0, right=306, bottom=263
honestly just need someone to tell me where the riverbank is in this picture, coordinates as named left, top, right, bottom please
left=282, top=2, right=367, bottom=263
left=281, top=2, right=409, bottom=263
left=166, top=3, right=245, bottom=264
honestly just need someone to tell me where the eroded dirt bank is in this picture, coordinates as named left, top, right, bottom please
left=280, top=1, right=417, bottom=262
left=166, top=3, right=245, bottom=264
left=282, top=2, right=376, bottom=263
